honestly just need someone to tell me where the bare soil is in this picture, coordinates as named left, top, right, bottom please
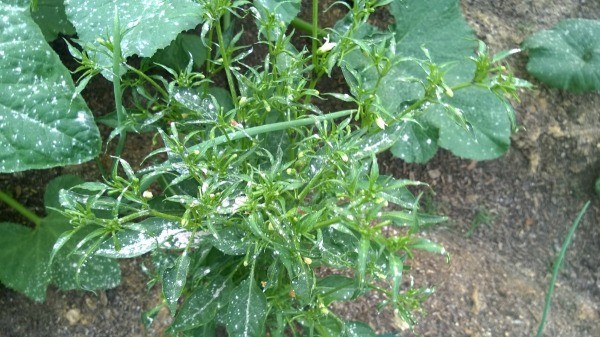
left=1, top=1, right=599, bottom=336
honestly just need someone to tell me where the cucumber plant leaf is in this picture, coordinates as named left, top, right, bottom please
left=340, top=0, right=514, bottom=162
left=422, top=86, right=512, bottom=160
left=31, top=0, right=76, bottom=41
left=254, top=0, right=300, bottom=39
left=0, top=221, right=60, bottom=301
left=0, top=5, right=101, bottom=173
left=0, top=175, right=120, bottom=301
left=389, top=0, right=476, bottom=83
left=64, top=0, right=203, bottom=59
left=522, top=18, right=600, bottom=92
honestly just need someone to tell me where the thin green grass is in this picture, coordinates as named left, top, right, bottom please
left=535, top=201, right=591, bottom=337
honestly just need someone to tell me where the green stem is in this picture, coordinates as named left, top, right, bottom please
left=311, top=0, right=319, bottom=74
left=216, top=19, right=238, bottom=104
left=111, top=8, right=127, bottom=172
left=126, top=65, right=169, bottom=99
left=290, top=18, right=327, bottom=38
left=535, top=201, right=590, bottom=337
left=188, top=109, right=355, bottom=153
left=0, top=191, right=42, bottom=227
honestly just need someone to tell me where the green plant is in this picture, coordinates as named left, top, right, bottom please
left=522, top=19, right=600, bottom=93
left=535, top=201, right=590, bottom=337
left=0, top=0, right=526, bottom=335
left=0, top=176, right=120, bottom=301
left=465, top=207, right=496, bottom=238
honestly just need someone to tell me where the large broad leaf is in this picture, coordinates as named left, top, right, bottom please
left=225, top=277, right=268, bottom=337
left=0, top=221, right=61, bottom=301
left=0, top=175, right=120, bottom=301
left=390, top=122, right=438, bottom=163
left=254, top=0, right=300, bottom=39
left=423, top=86, right=511, bottom=160
left=0, top=5, right=101, bottom=173
left=31, top=0, right=76, bottom=41
left=522, top=19, right=600, bottom=92
left=389, top=0, right=476, bottom=83
left=64, top=0, right=203, bottom=59
left=340, top=0, right=514, bottom=162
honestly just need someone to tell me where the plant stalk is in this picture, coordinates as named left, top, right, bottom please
left=188, top=109, right=355, bottom=152
left=215, top=19, right=238, bottom=104
left=0, top=191, right=42, bottom=227
left=112, top=7, right=127, bottom=172
left=290, top=18, right=326, bottom=38
left=311, top=0, right=319, bottom=74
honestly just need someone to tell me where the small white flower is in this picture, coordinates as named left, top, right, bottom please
left=318, top=35, right=337, bottom=54
left=142, top=190, right=153, bottom=199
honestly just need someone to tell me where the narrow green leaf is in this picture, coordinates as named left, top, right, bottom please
left=225, top=277, right=268, bottom=337
left=316, top=275, right=357, bottom=304
left=345, top=321, right=377, bottom=337
left=171, top=278, right=231, bottom=332
left=357, top=236, right=370, bottom=287
left=163, top=249, right=191, bottom=313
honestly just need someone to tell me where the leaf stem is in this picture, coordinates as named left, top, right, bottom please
left=126, top=65, right=169, bottom=99
left=188, top=109, right=355, bottom=153
left=290, top=18, right=326, bottom=38
left=0, top=190, right=42, bottom=227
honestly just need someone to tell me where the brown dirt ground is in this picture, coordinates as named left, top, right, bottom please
left=1, top=1, right=599, bottom=336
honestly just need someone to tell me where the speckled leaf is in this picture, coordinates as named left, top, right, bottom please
left=31, top=0, right=76, bottom=41
left=94, top=218, right=187, bottom=258
left=0, top=5, right=101, bottom=173
left=522, top=19, right=600, bottom=92
left=163, top=250, right=191, bottom=313
left=0, top=222, right=55, bottom=301
left=64, top=0, right=203, bottom=59
left=171, top=278, right=231, bottom=332
left=345, top=321, right=377, bottom=337
left=254, top=0, right=300, bottom=39
left=316, top=275, right=356, bottom=304
left=46, top=176, right=121, bottom=291
left=225, top=277, right=268, bottom=337
left=51, top=225, right=121, bottom=291
left=424, top=86, right=511, bottom=160
left=389, top=0, right=476, bottom=83
left=210, top=226, right=250, bottom=256
left=390, top=123, right=438, bottom=163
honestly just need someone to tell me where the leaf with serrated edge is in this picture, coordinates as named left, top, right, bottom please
left=0, top=223, right=55, bottom=301
left=0, top=5, right=101, bottom=173
left=64, top=0, right=202, bottom=58
left=522, top=19, right=600, bottom=92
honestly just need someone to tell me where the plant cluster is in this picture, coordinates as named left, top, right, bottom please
left=0, top=0, right=528, bottom=335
